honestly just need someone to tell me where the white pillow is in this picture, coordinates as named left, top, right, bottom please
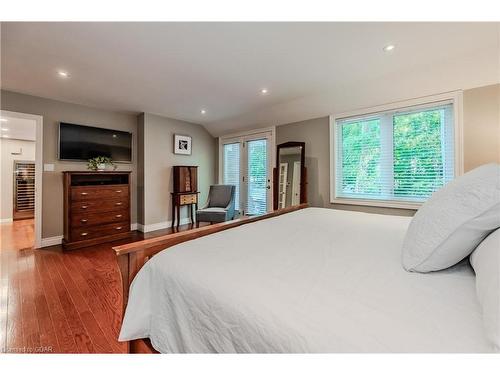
left=402, top=163, right=500, bottom=273
left=470, top=228, right=500, bottom=351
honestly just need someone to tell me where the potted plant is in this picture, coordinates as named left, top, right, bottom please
left=87, top=156, right=116, bottom=171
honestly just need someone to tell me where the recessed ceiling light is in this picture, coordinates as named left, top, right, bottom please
left=261, top=88, right=269, bottom=95
left=383, top=44, right=395, bottom=52
left=201, top=109, right=207, bottom=115
left=1, top=128, right=9, bottom=131
left=57, top=70, right=70, bottom=78
left=0, top=118, right=7, bottom=122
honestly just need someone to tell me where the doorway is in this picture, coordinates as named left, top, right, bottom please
left=0, top=110, right=43, bottom=249
left=219, top=128, right=275, bottom=216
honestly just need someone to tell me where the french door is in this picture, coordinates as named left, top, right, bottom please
left=221, top=131, right=273, bottom=216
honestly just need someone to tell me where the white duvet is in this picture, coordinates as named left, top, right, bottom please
left=119, top=208, right=492, bottom=353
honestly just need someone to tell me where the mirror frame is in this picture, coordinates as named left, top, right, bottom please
left=273, top=141, right=307, bottom=210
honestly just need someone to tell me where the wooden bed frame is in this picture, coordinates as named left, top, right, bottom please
left=113, top=203, right=308, bottom=353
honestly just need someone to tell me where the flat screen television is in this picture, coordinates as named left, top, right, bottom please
left=59, top=122, right=132, bottom=162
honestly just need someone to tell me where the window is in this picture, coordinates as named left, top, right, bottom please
left=331, top=95, right=462, bottom=208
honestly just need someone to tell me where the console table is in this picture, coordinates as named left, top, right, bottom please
left=171, top=191, right=199, bottom=227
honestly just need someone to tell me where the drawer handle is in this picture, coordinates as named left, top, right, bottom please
left=80, top=192, right=88, bottom=196
left=115, top=227, right=123, bottom=230
left=115, top=202, right=123, bottom=206
left=80, top=219, right=88, bottom=223
left=115, top=190, right=122, bottom=193
left=81, top=232, right=89, bottom=236
left=81, top=205, right=88, bottom=209
left=115, top=214, right=123, bottom=218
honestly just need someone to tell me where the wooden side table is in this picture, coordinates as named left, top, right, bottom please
left=171, top=191, right=199, bottom=227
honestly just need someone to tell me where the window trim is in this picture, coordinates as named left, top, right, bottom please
left=329, top=91, right=464, bottom=210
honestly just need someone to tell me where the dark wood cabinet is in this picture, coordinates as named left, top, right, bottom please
left=171, top=166, right=198, bottom=227
left=63, top=171, right=132, bottom=250
left=173, top=165, right=198, bottom=193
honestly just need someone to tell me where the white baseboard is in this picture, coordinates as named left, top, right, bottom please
left=0, top=218, right=13, bottom=224
left=136, top=218, right=192, bottom=233
left=41, top=235, right=63, bottom=247
left=40, top=221, right=180, bottom=246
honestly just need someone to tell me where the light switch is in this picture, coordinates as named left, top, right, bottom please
left=43, top=163, right=55, bottom=172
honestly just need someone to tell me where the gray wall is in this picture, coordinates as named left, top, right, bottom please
left=276, top=84, right=500, bottom=216
left=1, top=90, right=138, bottom=238
left=141, top=113, right=216, bottom=226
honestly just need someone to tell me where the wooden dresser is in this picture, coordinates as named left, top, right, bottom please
left=63, top=171, right=132, bottom=250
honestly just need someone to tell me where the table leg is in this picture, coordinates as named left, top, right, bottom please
left=176, top=204, right=181, bottom=227
left=195, top=202, right=199, bottom=226
left=171, top=197, right=175, bottom=227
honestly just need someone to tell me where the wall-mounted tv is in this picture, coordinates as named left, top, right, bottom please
left=59, top=122, right=132, bottom=162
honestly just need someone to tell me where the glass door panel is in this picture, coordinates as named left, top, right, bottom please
left=222, top=142, right=241, bottom=211
left=246, top=139, right=268, bottom=215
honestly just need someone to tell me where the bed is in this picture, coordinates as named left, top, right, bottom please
left=115, top=206, right=492, bottom=353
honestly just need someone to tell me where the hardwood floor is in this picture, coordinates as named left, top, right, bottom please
left=0, top=219, right=208, bottom=353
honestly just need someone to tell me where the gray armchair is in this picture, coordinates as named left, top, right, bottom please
left=196, top=185, right=236, bottom=225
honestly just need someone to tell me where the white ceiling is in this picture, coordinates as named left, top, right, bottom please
left=1, top=22, right=499, bottom=136
left=0, top=112, right=36, bottom=141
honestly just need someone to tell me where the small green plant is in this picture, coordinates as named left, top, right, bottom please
left=87, top=156, right=116, bottom=171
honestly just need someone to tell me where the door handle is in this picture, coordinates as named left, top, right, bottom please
left=266, top=185, right=271, bottom=189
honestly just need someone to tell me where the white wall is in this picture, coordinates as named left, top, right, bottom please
left=0, top=138, right=36, bottom=221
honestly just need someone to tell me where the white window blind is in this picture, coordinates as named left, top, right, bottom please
left=246, top=139, right=268, bottom=215
left=335, top=101, right=455, bottom=205
left=223, top=143, right=240, bottom=210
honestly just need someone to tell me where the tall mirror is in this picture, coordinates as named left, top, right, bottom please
left=273, top=142, right=306, bottom=209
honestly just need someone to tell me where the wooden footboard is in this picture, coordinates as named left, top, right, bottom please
left=113, top=204, right=308, bottom=353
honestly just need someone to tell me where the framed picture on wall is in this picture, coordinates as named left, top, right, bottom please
left=173, top=134, right=192, bottom=155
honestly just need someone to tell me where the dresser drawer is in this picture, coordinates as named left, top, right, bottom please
left=71, top=210, right=129, bottom=228
left=71, top=185, right=129, bottom=202
left=71, top=221, right=130, bottom=242
left=180, top=194, right=197, bottom=205
left=71, top=198, right=129, bottom=213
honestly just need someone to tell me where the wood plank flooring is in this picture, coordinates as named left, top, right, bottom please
left=0, top=219, right=207, bottom=353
